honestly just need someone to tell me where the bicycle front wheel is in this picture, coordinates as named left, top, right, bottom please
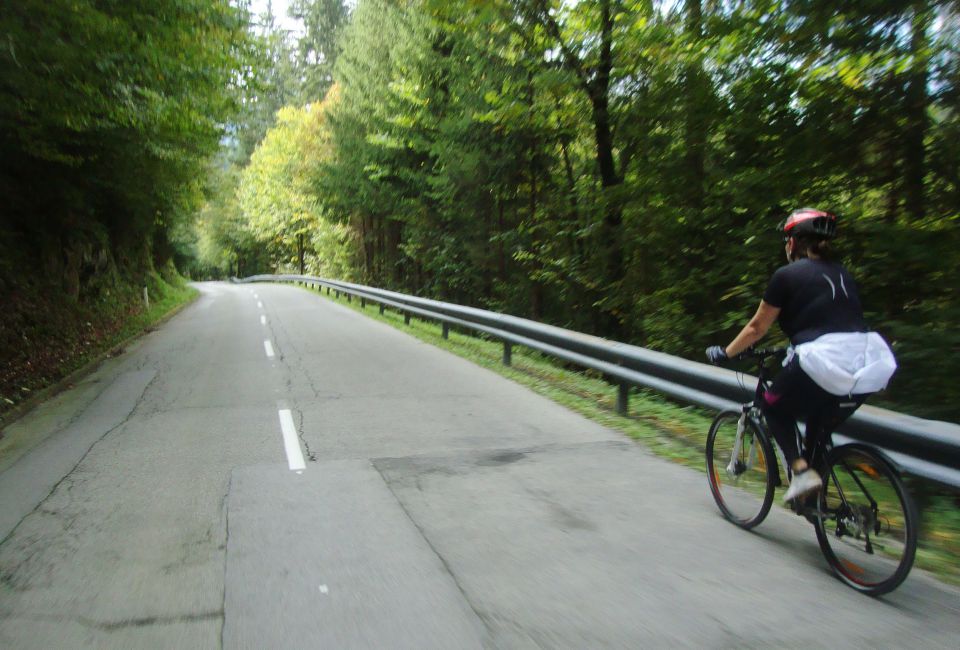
left=706, top=411, right=777, bottom=529
left=814, top=444, right=918, bottom=596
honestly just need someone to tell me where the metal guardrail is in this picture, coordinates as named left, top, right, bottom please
left=237, top=274, right=960, bottom=489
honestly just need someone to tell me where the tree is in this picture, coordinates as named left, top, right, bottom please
left=239, top=96, right=350, bottom=277
left=0, top=0, right=251, bottom=293
left=289, top=0, right=350, bottom=101
left=225, top=0, right=960, bottom=419
left=232, top=3, right=301, bottom=164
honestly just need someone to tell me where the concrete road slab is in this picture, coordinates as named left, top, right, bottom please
left=223, top=461, right=487, bottom=649
left=375, top=440, right=960, bottom=649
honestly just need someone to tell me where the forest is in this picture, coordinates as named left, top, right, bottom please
left=2, top=0, right=958, bottom=421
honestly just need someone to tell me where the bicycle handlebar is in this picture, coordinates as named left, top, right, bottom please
left=735, top=346, right=787, bottom=361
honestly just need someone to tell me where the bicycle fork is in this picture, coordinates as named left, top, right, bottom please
left=726, top=413, right=756, bottom=477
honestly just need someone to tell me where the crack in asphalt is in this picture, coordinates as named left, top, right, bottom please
left=219, top=472, right=233, bottom=650
left=85, top=610, right=223, bottom=631
left=0, top=369, right=160, bottom=554
left=296, top=409, right=317, bottom=462
left=0, top=610, right=223, bottom=631
left=263, top=305, right=322, bottom=400
left=3, top=369, right=116, bottom=449
left=259, top=300, right=324, bottom=461
left=261, top=311, right=287, bottom=364
left=128, top=365, right=166, bottom=418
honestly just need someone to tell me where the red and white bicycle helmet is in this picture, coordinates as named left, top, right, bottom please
left=780, top=208, right=837, bottom=239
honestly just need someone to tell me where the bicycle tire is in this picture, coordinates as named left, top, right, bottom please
left=814, top=444, right=919, bottom=596
left=706, top=411, right=777, bottom=529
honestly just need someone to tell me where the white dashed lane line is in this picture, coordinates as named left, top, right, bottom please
left=277, top=409, right=306, bottom=471
left=255, top=290, right=305, bottom=472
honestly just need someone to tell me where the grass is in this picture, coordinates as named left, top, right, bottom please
left=301, top=282, right=960, bottom=587
left=0, top=271, right=198, bottom=424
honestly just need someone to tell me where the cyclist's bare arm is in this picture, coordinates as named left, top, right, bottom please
left=725, top=300, right=780, bottom=358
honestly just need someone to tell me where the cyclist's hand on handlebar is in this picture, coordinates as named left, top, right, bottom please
left=705, top=345, right=728, bottom=365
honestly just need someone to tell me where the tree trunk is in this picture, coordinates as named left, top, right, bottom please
left=591, top=0, right=623, bottom=334
left=297, top=232, right=305, bottom=275
left=683, top=0, right=707, bottom=216
left=387, top=218, right=403, bottom=286
left=903, top=3, right=930, bottom=223
left=497, top=195, right=507, bottom=281
left=528, top=74, right=545, bottom=321
left=590, top=91, right=623, bottom=292
left=531, top=0, right=623, bottom=332
left=360, top=214, right=375, bottom=281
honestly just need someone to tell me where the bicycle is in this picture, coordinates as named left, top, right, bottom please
left=705, top=347, right=918, bottom=596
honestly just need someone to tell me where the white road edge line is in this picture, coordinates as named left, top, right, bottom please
left=278, top=409, right=306, bottom=471
left=257, top=301, right=263, bottom=309
left=264, top=340, right=275, bottom=358
left=260, top=315, right=266, bottom=325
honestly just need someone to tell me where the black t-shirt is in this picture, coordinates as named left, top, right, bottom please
left=762, top=258, right=868, bottom=345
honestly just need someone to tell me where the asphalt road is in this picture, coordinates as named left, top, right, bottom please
left=0, top=281, right=957, bottom=649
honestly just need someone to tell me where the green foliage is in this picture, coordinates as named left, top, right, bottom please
left=191, top=158, right=267, bottom=278
left=238, top=98, right=354, bottom=277
left=289, top=0, right=350, bottom=102
left=0, top=1, right=253, bottom=405
left=210, top=0, right=959, bottom=421
left=0, top=0, right=252, bottom=293
left=231, top=4, right=302, bottom=165
left=0, top=268, right=197, bottom=417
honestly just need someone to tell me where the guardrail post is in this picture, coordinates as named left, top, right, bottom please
left=335, top=290, right=340, bottom=298
left=326, top=287, right=330, bottom=295
left=361, top=297, right=366, bottom=308
left=347, top=294, right=351, bottom=303
left=379, top=303, right=385, bottom=315
left=617, top=383, right=629, bottom=415
left=442, top=323, right=449, bottom=339
left=404, top=312, right=411, bottom=325
left=503, top=341, right=512, bottom=366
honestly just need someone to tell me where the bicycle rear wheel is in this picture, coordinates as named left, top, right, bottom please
left=706, top=411, right=777, bottom=529
left=814, top=444, right=918, bottom=596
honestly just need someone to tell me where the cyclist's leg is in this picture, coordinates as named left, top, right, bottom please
left=761, top=357, right=845, bottom=465
left=804, top=394, right=868, bottom=466
left=759, top=357, right=810, bottom=466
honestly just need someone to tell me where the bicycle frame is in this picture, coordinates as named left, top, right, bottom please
left=736, top=349, right=889, bottom=527
left=711, top=347, right=917, bottom=593
left=732, top=348, right=847, bottom=497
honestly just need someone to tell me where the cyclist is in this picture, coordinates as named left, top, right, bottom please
left=706, top=208, right=897, bottom=502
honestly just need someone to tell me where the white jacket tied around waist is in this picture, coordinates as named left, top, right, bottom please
left=791, top=332, right=897, bottom=397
